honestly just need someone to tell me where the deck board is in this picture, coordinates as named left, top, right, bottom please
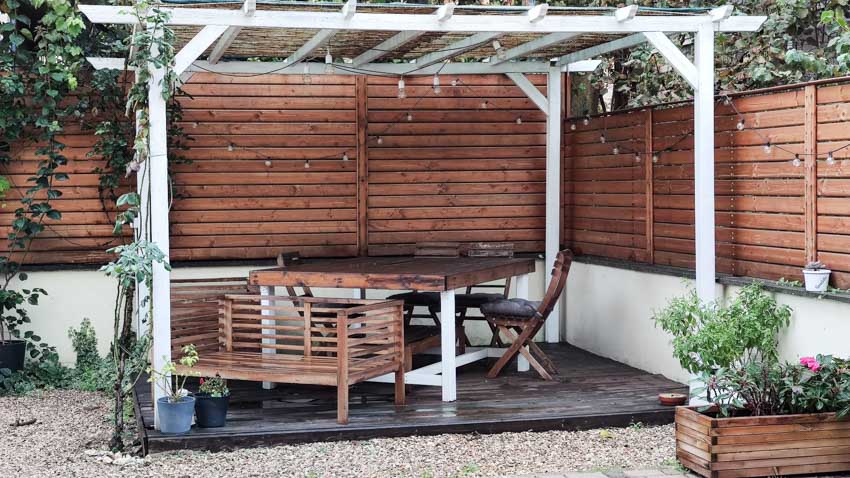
left=137, top=343, right=687, bottom=452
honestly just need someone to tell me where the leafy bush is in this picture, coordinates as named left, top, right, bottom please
left=0, top=350, right=72, bottom=395
left=653, top=283, right=792, bottom=376
left=699, top=355, right=850, bottom=417
left=68, top=318, right=115, bottom=392
left=68, top=318, right=99, bottom=370
left=199, top=375, right=229, bottom=398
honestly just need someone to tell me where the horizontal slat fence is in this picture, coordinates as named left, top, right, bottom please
left=566, top=80, right=850, bottom=288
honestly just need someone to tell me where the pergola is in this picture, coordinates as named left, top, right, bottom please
left=80, top=0, right=767, bottom=421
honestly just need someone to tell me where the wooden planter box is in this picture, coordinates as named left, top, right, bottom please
left=676, top=406, right=850, bottom=478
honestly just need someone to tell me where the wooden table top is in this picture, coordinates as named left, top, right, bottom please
left=249, top=256, right=536, bottom=291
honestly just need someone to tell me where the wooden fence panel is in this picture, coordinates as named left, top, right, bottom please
left=366, top=74, right=547, bottom=256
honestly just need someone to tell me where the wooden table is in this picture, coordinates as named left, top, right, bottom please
left=249, top=256, right=536, bottom=402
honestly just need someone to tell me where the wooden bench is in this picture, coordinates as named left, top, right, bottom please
left=175, top=294, right=406, bottom=424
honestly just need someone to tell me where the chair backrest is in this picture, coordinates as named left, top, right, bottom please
left=170, top=277, right=257, bottom=355
left=536, top=249, right=574, bottom=319
left=462, top=242, right=515, bottom=297
left=220, top=294, right=405, bottom=362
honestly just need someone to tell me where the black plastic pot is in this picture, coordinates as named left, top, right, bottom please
left=195, top=393, right=229, bottom=427
left=0, top=340, right=26, bottom=372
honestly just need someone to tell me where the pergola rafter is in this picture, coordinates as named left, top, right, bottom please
left=77, top=0, right=767, bottom=428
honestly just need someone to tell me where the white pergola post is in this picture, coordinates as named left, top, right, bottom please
left=148, top=48, right=172, bottom=429
left=693, top=23, right=716, bottom=303
left=545, top=67, right=562, bottom=343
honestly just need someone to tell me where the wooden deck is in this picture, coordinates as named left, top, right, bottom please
left=136, top=344, right=687, bottom=453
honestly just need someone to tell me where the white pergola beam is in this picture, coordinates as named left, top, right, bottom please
left=693, top=22, right=716, bottom=304
left=555, top=33, right=646, bottom=66
left=544, top=67, right=562, bottom=343
left=506, top=72, right=549, bottom=115
left=644, top=32, right=697, bottom=89
left=527, top=4, right=549, bottom=23
left=490, top=32, right=580, bottom=66
left=78, top=5, right=767, bottom=33
left=410, top=32, right=502, bottom=70
left=173, top=24, right=229, bottom=75
left=710, top=5, right=734, bottom=22
left=435, top=2, right=456, bottom=22
left=285, top=29, right=337, bottom=66
left=352, top=31, right=424, bottom=67
left=566, top=59, right=602, bottom=73
left=208, top=27, right=242, bottom=64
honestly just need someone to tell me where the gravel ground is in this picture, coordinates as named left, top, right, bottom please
left=0, top=390, right=677, bottom=478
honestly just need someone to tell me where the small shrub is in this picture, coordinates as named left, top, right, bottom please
left=68, top=318, right=100, bottom=371
left=198, top=375, right=229, bottom=397
left=68, top=318, right=116, bottom=392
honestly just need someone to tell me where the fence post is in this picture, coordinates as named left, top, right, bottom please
left=804, top=85, right=818, bottom=265
left=356, top=76, right=369, bottom=256
left=644, top=107, right=654, bottom=264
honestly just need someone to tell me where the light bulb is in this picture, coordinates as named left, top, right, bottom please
left=227, top=144, right=234, bottom=152
left=515, top=117, right=522, bottom=125
left=634, top=153, right=641, bottom=163
left=600, top=134, right=606, bottom=144
left=764, top=143, right=772, bottom=154
left=264, top=160, right=272, bottom=167
left=433, top=75, right=441, bottom=94
left=192, top=122, right=198, bottom=128
left=492, top=40, right=502, bottom=51
left=496, top=48, right=507, bottom=60
left=792, top=155, right=801, bottom=167
left=612, top=145, right=619, bottom=155
left=324, top=50, right=333, bottom=74
left=736, top=119, right=745, bottom=131
left=827, top=152, right=835, bottom=165
left=304, top=159, right=311, bottom=169
left=406, top=112, right=413, bottom=122
left=397, top=78, right=406, bottom=99
left=376, top=136, right=383, bottom=145
left=570, top=123, right=576, bottom=131
left=583, top=116, right=590, bottom=126
left=451, top=78, right=458, bottom=87
left=342, top=152, right=349, bottom=161
left=652, top=153, right=659, bottom=163
left=480, top=100, right=488, bottom=109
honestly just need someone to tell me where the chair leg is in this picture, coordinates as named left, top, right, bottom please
left=526, top=339, right=558, bottom=375
left=486, top=323, right=534, bottom=379
left=487, top=321, right=504, bottom=347
left=337, top=378, right=349, bottom=425
left=394, top=365, right=406, bottom=405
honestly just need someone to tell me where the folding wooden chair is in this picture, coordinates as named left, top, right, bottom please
left=481, top=249, right=573, bottom=380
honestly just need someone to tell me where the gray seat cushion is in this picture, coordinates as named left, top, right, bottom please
left=387, top=291, right=440, bottom=307
left=456, top=292, right=503, bottom=308
left=480, top=298, right=541, bottom=319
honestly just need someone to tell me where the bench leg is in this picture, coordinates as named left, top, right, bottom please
left=337, top=380, right=349, bottom=425
left=394, top=365, right=406, bottom=405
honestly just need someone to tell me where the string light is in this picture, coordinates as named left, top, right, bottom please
left=827, top=152, right=835, bottom=165
left=634, top=152, right=641, bottom=163
left=480, top=100, right=489, bottom=109
left=192, top=122, right=199, bottom=128
left=599, top=133, right=606, bottom=144
left=304, top=159, right=311, bottom=169
left=582, top=116, right=590, bottom=126
left=570, top=123, right=576, bottom=131
left=376, top=136, right=383, bottom=145
left=492, top=40, right=506, bottom=60
left=397, top=77, right=406, bottom=99
left=652, top=153, right=659, bottom=163
left=227, top=143, right=234, bottom=152
left=792, top=154, right=801, bottom=167
left=406, top=112, right=413, bottom=121
left=764, top=142, right=772, bottom=154
left=324, top=48, right=334, bottom=74
left=515, top=117, right=522, bottom=125
left=612, top=145, right=619, bottom=155
left=302, top=62, right=311, bottom=84
left=342, top=152, right=349, bottom=161
left=264, top=160, right=272, bottom=167
left=736, top=119, right=745, bottom=131
left=451, top=78, right=458, bottom=87
left=432, top=74, right=441, bottom=94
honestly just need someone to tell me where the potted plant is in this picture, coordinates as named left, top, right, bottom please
left=802, top=261, right=831, bottom=292
left=0, top=289, right=46, bottom=373
left=677, top=355, right=850, bottom=478
left=195, top=375, right=230, bottom=427
left=147, top=344, right=199, bottom=434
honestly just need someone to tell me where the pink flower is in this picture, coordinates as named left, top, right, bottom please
left=800, top=356, right=821, bottom=372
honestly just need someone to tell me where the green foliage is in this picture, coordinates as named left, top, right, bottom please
left=147, top=344, right=199, bottom=402
left=653, top=283, right=791, bottom=375
left=68, top=318, right=116, bottom=392
left=68, top=318, right=99, bottom=370
left=699, top=355, right=850, bottom=417
left=199, top=375, right=229, bottom=398
left=0, top=349, right=72, bottom=396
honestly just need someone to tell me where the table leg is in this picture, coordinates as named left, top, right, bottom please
left=260, top=285, right=276, bottom=390
left=440, top=289, right=457, bottom=402
left=516, top=273, right=530, bottom=372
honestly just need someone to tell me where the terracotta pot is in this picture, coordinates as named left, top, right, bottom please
left=658, top=392, right=688, bottom=406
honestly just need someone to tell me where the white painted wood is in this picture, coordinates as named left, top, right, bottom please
left=545, top=67, right=562, bottom=344
left=370, top=372, right=442, bottom=386
left=644, top=32, right=697, bottom=89
left=615, top=5, right=638, bottom=22
left=515, top=273, right=530, bottom=372
left=694, top=22, right=716, bottom=304
left=527, top=4, right=549, bottom=23
left=173, top=24, right=228, bottom=75
left=148, top=30, right=172, bottom=431
left=410, top=32, right=502, bottom=70
left=285, top=29, right=337, bottom=67
left=77, top=5, right=767, bottom=33
left=352, top=31, right=424, bottom=66
left=208, top=27, right=242, bottom=64
left=260, top=286, right=277, bottom=390
left=242, top=0, right=256, bottom=16
left=87, top=56, right=129, bottom=70
left=440, top=290, right=457, bottom=402
left=556, top=33, right=646, bottom=65
left=341, top=0, right=356, bottom=20
left=506, top=72, right=549, bottom=115
left=435, top=2, right=456, bottom=22
left=709, top=5, right=734, bottom=22
left=189, top=59, right=560, bottom=74
left=566, top=59, right=601, bottom=73
left=489, top=32, right=579, bottom=66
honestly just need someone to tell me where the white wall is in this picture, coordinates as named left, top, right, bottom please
left=20, top=260, right=549, bottom=365
left=566, top=261, right=850, bottom=385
